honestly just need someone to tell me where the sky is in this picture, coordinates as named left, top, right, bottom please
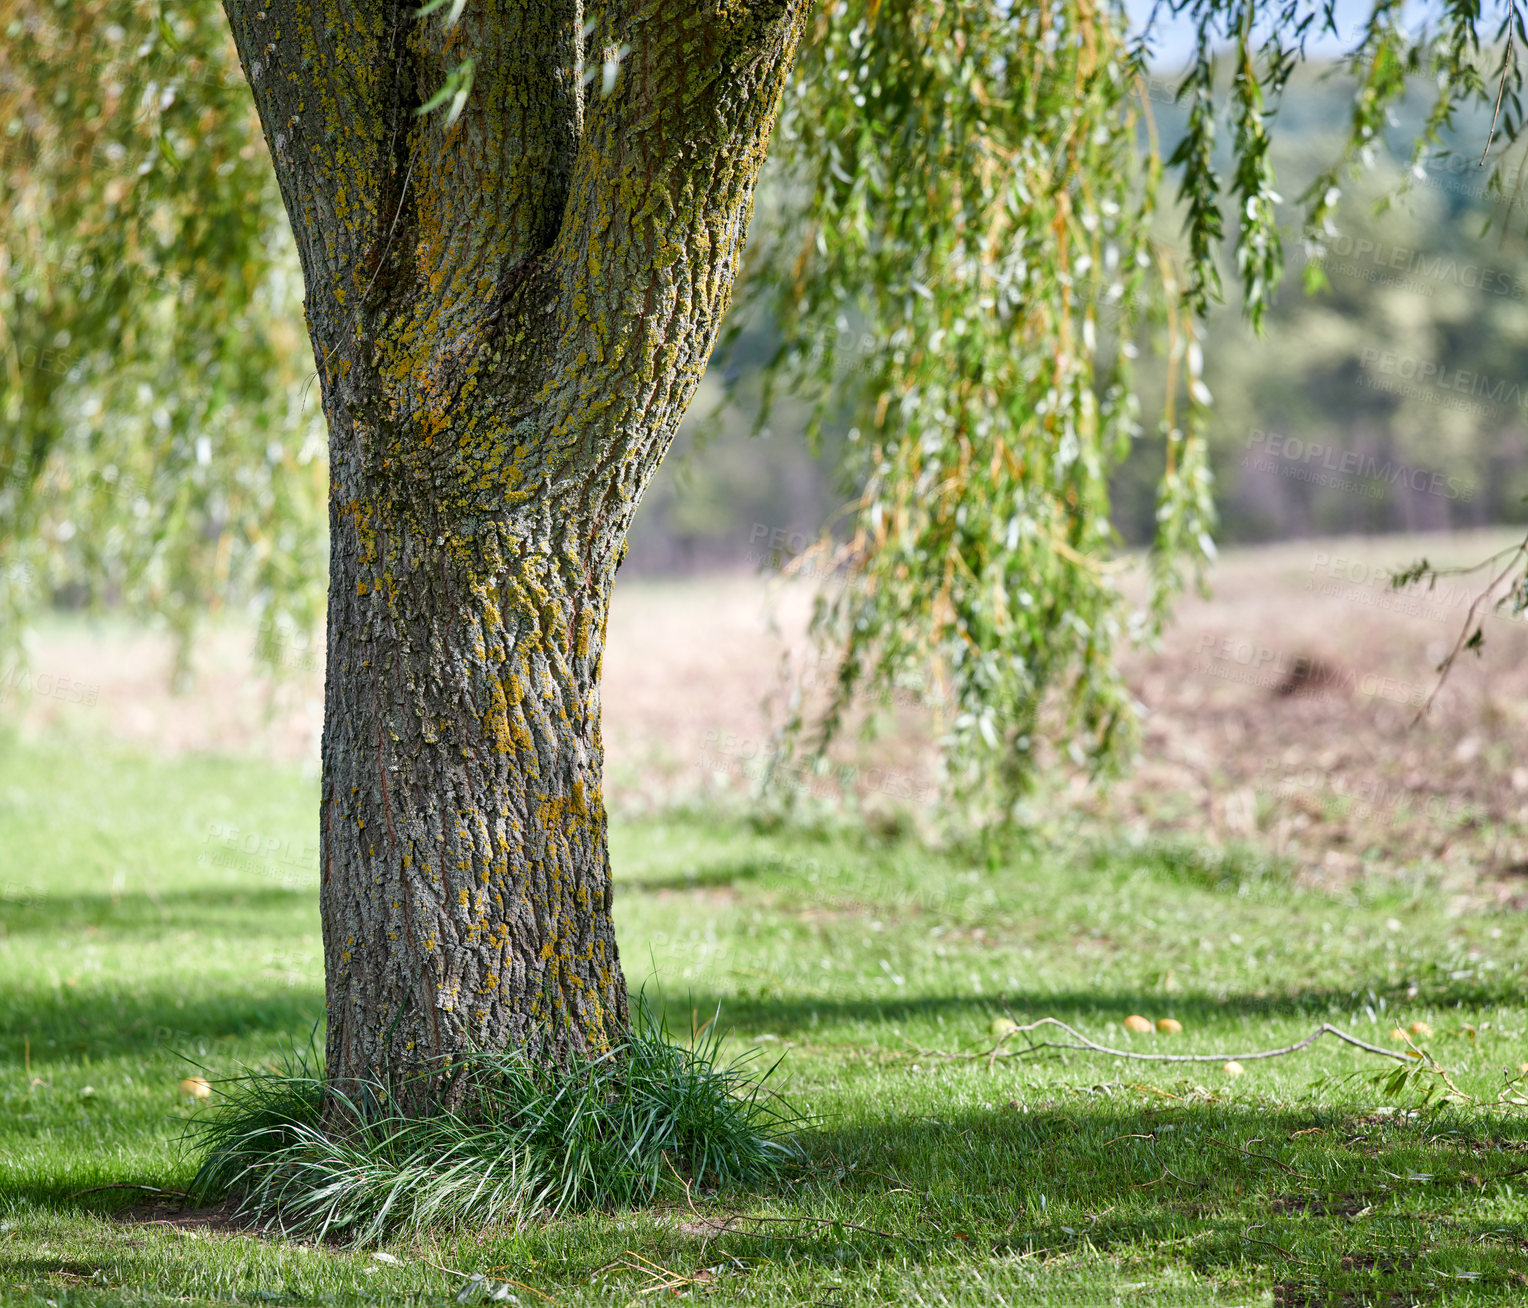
left=1119, top=0, right=1456, bottom=70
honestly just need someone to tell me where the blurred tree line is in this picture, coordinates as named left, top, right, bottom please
left=1109, top=62, right=1528, bottom=545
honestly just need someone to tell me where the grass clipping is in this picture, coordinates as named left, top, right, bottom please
left=185, top=1007, right=799, bottom=1244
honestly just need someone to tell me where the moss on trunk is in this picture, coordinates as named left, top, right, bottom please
left=220, top=0, right=807, bottom=1101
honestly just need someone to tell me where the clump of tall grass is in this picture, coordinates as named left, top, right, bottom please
left=185, top=1004, right=799, bottom=1244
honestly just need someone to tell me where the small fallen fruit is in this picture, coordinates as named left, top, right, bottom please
left=178, top=1077, right=211, bottom=1100
left=1517, top=1062, right=1528, bottom=1077
left=1123, top=1015, right=1154, bottom=1034
left=1389, top=1027, right=1409, bottom=1042
left=1156, top=1018, right=1183, bottom=1035
left=1408, top=1021, right=1433, bottom=1038
left=989, top=1017, right=1019, bottom=1039
left=1223, top=1061, right=1244, bottom=1077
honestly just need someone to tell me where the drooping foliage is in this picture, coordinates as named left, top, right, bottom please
left=2, top=0, right=1525, bottom=808
left=0, top=0, right=324, bottom=678
left=727, top=1, right=1216, bottom=812
left=725, top=0, right=1528, bottom=816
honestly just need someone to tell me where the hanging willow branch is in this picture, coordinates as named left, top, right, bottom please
left=718, top=0, right=1528, bottom=822
left=7, top=0, right=1528, bottom=816
left=724, top=0, right=1216, bottom=822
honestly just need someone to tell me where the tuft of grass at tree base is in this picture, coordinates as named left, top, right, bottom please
left=183, top=1000, right=799, bottom=1244
left=2, top=732, right=1526, bottom=1305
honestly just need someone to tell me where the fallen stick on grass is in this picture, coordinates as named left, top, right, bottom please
left=919, top=1018, right=1419, bottom=1067
left=67, top=1183, right=193, bottom=1201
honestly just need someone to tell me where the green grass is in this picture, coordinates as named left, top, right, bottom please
left=2, top=731, right=1527, bottom=1305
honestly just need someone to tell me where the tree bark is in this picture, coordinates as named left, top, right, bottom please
left=220, top=0, right=807, bottom=1104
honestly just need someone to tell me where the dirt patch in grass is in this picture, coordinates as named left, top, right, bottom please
left=1272, top=1284, right=1415, bottom=1308
left=1084, top=532, right=1528, bottom=896
left=1266, top=1193, right=1377, bottom=1218
left=113, top=1199, right=248, bottom=1235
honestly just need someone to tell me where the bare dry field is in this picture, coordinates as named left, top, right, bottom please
left=7, top=528, right=1526, bottom=897
left=1109, top=530, right=1528, bottom=904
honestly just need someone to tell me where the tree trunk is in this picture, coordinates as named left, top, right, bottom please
left=220, top=0, right=807, bottom=1104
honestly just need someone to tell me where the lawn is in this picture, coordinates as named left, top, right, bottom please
left=2, top=731, right=1527, bottom=1305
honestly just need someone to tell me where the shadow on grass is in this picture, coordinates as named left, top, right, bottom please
left=0, top=984, right=323, bottom=1065
left=645, top=980, right=1528, bottom=1036
left=24, top=1101, right=1518, bottom=1304
left=0, top=886, right=317, bottom=937
left=686, top=1102, right=1528, bottom=1301
left=617, top=854, right=774, bottom=894
left=6, top=991, right=1526, bottom=1305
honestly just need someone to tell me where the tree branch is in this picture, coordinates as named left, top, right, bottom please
left=220, top=0, right=396, bottom=307
left=407, top=1, right=587, bottom=297
left=538, top=0, right=810, bottom=528
left=223, top=0, right=590, bottom=322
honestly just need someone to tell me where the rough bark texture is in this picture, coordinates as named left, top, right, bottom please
left=220, top=0, right=807, bottom=1103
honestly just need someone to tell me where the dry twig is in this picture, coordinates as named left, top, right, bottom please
left=914, top=1017, right=1417, bottom=1067
left=67, top=1183, right=191, bottom=1201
